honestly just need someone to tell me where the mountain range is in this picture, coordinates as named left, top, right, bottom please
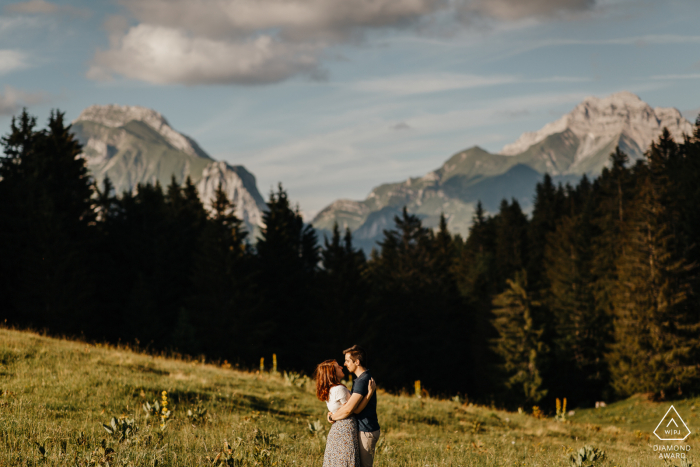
left=70, top=93, right=694, bottom=249
left=312, top=91, right=694, bottom=249
left=71, top=105, right=266, bottom=235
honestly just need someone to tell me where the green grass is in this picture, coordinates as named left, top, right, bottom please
left=0, top=328, right=696, bottom=466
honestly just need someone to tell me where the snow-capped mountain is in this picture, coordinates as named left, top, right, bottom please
left=313, top=92, right=695, bottom=249
left=72, top=104, right=266, bottom=235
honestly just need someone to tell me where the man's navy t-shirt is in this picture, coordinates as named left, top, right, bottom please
left=352, top=370, right=380, bottom=433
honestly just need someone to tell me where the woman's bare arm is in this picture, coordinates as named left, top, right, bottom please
left=329, top=392, right=363, bottom=421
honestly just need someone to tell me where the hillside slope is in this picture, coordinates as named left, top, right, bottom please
left=0, top=328, right=693, bottom=466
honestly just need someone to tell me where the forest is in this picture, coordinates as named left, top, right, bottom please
left=2, top=109, right=700, bottom=410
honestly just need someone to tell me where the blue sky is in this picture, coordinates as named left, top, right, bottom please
left=1, top=0, right=699, bottom=217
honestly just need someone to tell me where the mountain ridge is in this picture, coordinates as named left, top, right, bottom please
left=313, top=92, right=694, bottom=247
left=72, top=104, right=266, bottom=235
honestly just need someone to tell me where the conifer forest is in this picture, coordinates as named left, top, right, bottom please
left=3, top=109, right=700, bottom=410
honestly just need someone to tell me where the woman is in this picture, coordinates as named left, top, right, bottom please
left=314, top=359, right=376, bottom=467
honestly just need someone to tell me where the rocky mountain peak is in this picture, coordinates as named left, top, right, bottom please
left=72, top=104, right=266, bottom=235
left=500, top=91, right=692, bottom=160
left=74, top=104, right=209, bottom=160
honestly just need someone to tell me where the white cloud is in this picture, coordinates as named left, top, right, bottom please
left=0, top=86, right=47, bottom=116
left=122, top=0, right=445, bottom=42
left=88, top=24, right=320, bottom=85
left=89, top=0, right=600, bottom=86
left=0, top=50, right=29, bottom=75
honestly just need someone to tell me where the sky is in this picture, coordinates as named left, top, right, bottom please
left=1, top=0, right=699, bottom=218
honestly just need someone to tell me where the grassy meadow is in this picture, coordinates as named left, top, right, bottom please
left=0, top=328, right=696, bottom=466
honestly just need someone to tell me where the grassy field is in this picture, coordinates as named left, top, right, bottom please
left=0, top=328, right=696, bottom=466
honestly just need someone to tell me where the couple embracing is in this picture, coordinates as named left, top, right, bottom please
left=314, top=345, right=380, bottom=467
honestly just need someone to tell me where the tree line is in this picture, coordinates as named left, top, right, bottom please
left=2, top=109, right=700, bottom=409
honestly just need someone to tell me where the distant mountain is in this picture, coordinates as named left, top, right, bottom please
left=499, top=91, right=692, bottom=174
left=313, top=92, right=693, bottom=249
left=72, top=105, right=266, bottom=235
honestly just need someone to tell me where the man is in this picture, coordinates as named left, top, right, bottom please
left=328, top=345, right=380, bottom=467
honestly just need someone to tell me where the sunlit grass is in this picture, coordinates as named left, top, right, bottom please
left=0, top=328, right=696, bottom=466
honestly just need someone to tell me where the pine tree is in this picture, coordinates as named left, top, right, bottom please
left=591, top=147, right=633, bottom=332
left=609, top=134, right=700, bottom=398
left=545, top=194, right=609, bottom=404
left=0, top=110, right=96, bottom=333
left=187, top=183, right=251, bottom=358
left=0, top=111, right=38, bottom=324
left=366, top=208, right=468, bottom=392
left=115, top=182, right=171, bottom=344
left=453, top=202, right=500, bottom=399
left=527, top=174, right=565, bottom=294
left=318, top=223, right=367, bottom=353
left=494, top=199, right=528, bottom=289
left=255, top=184, right=319, bottom=367
left=491, top=271, right=548, bottom=406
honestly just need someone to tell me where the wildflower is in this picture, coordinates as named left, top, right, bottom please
left=260, top=357, right=265, bottom=372
left=160, top=390, right=170, bottom=429
left=272, top=354, right=278, bottom=373
left=532, top=406, right=543, bottom=419
left=414, top=380, right=421, bottom=398
left=555, top=398, right=567, bottom=422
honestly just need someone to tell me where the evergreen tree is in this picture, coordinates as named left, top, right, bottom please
left=545, top=195, right=609, bottom=405
left=366, top=208, right=468, bottom=392
left=491, top=271, right=548, bottom=406
left=494, top=199, right=528, bottom=288
left=609, top=134, right=700, bottom=398
left=453, top=204, right=500, bottom=399
left=186, top=183, right=251, bottom=358
left=255, top=184, right=319, bottom=367
left=527, top=174, right=565, bottom=294
left=318, top=223, right=367, bottom=354
left=0, top=110, right=96, bottom=333
left=115, top=182, right=171, bottom=344
left=590, top=147, right=634, bottom=332
left=0, top=111, right=38, bottom=324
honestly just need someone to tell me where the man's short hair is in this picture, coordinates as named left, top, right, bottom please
left=343, top=345, right=367, bottom=367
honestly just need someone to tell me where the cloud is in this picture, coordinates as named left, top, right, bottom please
left=392, top=122, right=412, bottom=130
left=462, top=0, right=596, bottom=21
left=4, top=0, right=89, bottom=17
left=119, top=0, right=444, bottom=42
left=352, top=72, right=590, bottom=96
left=87, top=25, right=321, bottom=85
left=89, top=0, right=598, bottom=86
left=355, top=73, right=518, bottom=95
left=0, top=86, right=47, bottom=116
left=0, top=50, right=29, bottom=75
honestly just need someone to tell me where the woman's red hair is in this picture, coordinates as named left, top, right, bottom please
left=314, top=359, right=341, bottom=402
